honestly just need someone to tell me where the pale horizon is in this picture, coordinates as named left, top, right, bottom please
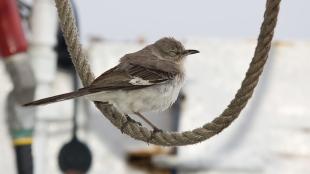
left=76, top=0, right=310, bottom=42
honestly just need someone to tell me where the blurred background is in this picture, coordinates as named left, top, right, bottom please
left=0, top=0, right=310, bottom=174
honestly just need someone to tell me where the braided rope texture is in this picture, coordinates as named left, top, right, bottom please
left=55, top=0, right=281, bottom=146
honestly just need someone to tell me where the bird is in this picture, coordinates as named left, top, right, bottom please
left=23, top=37, right=199, bottom=132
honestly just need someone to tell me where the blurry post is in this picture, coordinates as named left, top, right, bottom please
left=0, top=0, right=36, bottom=173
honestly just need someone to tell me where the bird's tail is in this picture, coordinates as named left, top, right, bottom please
left=23, top=89, right=89, bottom=106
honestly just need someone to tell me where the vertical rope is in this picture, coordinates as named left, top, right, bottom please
left=55, top=0, right=94, bottom=86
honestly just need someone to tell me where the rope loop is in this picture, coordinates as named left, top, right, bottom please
left=54, top=0, right=281, bottom=146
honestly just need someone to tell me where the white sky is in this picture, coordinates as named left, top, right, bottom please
left=75, top=0, right=310, bottom=42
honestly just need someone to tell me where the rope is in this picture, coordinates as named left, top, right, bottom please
left=54, top=0, right=281, bottom=146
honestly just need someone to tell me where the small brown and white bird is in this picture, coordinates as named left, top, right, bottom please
left=24, top=37, right=199, bottom=131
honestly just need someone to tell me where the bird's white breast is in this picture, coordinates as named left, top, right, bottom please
left=86, top=75, right=184, bottom=114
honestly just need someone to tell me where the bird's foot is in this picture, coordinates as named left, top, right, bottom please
left=147, top=127, right=163, bottom=144
left=121, top=115, right=142, bottom=133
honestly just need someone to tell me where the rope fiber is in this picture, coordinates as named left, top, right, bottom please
left=54, top=0, right=281, bottom=146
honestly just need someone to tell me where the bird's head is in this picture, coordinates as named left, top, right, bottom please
left=153, top=37, right=199, bottom=63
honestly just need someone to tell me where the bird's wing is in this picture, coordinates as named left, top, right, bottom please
left=84, top=63, right=176, bottom=93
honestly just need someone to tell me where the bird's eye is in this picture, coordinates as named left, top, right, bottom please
left=169, top=51, right=177, bottom=56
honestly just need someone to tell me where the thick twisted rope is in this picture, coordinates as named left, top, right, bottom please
left=55, top=0, right=281, bottom=146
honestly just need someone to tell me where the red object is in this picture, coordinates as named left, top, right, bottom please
left=0, top=0, right=28, bottom=58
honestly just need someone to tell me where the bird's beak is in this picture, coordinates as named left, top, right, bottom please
left=182, top=49, right=200, bottom=56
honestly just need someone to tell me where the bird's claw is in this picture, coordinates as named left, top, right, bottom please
left=120, top=115, right=142, bottom=133
left=147, top=127, right=163, bottom=144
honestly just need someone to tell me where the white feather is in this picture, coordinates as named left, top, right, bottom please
left=129, top=77, right=152, bottom=85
